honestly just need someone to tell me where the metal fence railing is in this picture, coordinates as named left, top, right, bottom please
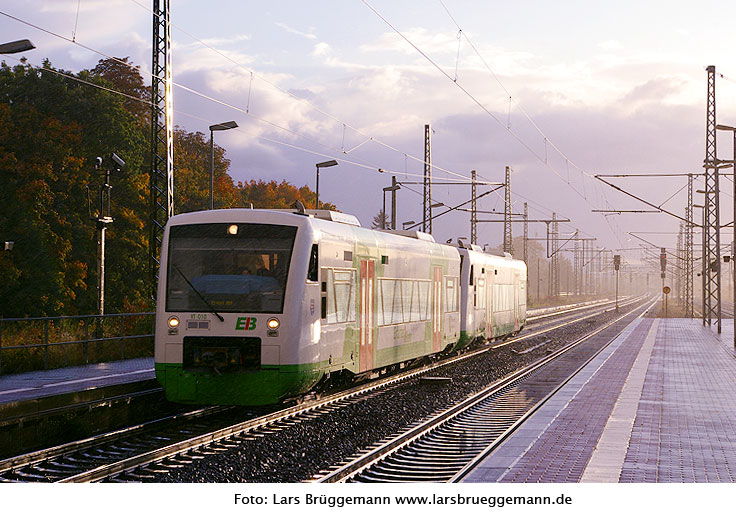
left=0, top=312, right=155, bottom=375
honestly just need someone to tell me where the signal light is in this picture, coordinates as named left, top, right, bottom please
left=660, top=248, right=667, bottom=272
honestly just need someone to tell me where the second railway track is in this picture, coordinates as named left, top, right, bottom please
left=0, top=296, right=647, bottom=483
left=316, top=297, right=655, bottom=482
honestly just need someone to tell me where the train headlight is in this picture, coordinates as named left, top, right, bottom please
left=227, top=224, right=238, bottom=235
left=267, top=318, right=280, bottom=330
left=168, top=316, right=180, bottom=328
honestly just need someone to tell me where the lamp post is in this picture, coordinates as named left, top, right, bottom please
left=0, top=39, right=35, bottom=54
left=209, top=121, right=238, bottom=210
left=315, top=160, right=338, bottom=209
left=716, top=124, right=736, bottom=346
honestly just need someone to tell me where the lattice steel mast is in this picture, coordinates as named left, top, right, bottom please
left=685, top=173, right=694, bottom=317
left=149, top=0, right=174, bottom=294
left=470, top=169, right=477, bottom=244
left=422, top=124, right=432, bottom=234
left=574, top=232, right=580, bottom=296
left=703, top=65, right=722, bottom=332
left=503, top=166, right=513, bottom=254
left=676, top=222, right=683, bottom=304
left=551, top=213, right=560, bottom=297
left=523, top=202, right=528, bottom=265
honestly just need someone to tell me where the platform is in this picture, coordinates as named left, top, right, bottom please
left=0, top=357, right=155, bottom=407
left=462, top=317, right=736, bottom=483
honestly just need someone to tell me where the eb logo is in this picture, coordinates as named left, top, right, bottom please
left=235, top=317, right=257, bottom=331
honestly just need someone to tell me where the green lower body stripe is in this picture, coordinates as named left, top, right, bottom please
left=155, top=363, right=324, bottom=406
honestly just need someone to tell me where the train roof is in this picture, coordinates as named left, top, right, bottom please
left=166, top=207, right=361, bottom=227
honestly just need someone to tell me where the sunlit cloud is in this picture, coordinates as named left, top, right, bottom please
left=275, top=22, right=317, bottom=40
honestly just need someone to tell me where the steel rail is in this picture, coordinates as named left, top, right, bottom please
left=448, top=298, right=658, bottom=482
left=314, top=296, right=654, bottom=483
left=23, top=295, right=641, bottom=483
left=0, top=404, right=225, bottom=474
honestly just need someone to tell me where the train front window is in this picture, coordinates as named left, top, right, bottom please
left=166, top=223, right=297, bottom=313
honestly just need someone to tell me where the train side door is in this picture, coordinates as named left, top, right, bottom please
left=359, top=259, right=375, bottom=371
left=514, top=275, right=520, bottom=331
left=486, top=270, right=492, bottom=337
left=433, top=266, right=442, bottom=352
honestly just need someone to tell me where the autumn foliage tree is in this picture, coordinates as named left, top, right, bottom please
left=0, top=59, right=147, bottom=316
left=0, top=57, right=337, bottom=317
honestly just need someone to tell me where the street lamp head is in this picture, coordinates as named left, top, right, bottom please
left=316, top=160, right=338, bottom=168
left=209, top=121, right=238, bottom=132
left=0, top=39, right=35, bottom=54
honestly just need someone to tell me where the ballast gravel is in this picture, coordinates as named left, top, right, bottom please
left=154, top=306, right=630, bottom=483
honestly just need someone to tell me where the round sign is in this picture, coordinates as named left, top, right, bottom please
left=663, top=286, right=671, bottom=294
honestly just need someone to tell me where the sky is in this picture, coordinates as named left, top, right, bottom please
left=2, top=0, right=736, bottom=264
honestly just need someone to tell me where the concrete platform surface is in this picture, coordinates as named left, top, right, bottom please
left=462, top=317, right=736, bottom=483
left=0, top=357, right=155, bottom=407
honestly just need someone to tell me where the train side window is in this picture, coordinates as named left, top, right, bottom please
left=469, top=265, right=474, bottom=286
left=308, top=244, right=318, bottom=281
left=444, top=277, right=458, bottom=313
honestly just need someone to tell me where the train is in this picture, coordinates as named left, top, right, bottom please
left=154, top=206, right=527, bottom=406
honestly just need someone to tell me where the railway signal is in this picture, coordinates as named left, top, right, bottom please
left=660, top=248, right=667, bottom=279
left=613, top=255, right=621, bottom=312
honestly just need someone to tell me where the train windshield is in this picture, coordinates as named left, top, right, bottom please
left=166, top=223, right=297, bottom=313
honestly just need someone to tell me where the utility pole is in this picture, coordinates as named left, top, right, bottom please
left=149, top=0, right=173, bottom=296
left=503, top=166, right=513, bottom=254
left=703, top=65, right=722, bottom=332
left=391, top=176, right=399, bottom=230
left=471, top=170, right=477, bottom=244
left=382, top=176, right=400, bottom=230
left=423, top=124, right=432, bottom=234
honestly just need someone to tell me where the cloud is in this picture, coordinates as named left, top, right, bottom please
left=312, top=42, right=331, bottom=57
left=598, top=40, right=623, bottom=51
left=360, top=28, right=460, bottom=57
left=275, top=22, right=317, bottom=40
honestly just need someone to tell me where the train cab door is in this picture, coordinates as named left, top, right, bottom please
left=433, top=266, right=442, bottom=352
left=359, top=259, right=375, bottom=372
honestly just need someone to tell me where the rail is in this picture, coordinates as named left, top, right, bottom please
left=0, top=312, right=155, bottom=374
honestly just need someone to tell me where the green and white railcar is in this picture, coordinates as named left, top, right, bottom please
left=457, top=244, right=527, bottom=347
left=154, top=208, right=460, bottom=406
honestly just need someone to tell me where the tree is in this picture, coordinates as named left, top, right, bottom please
left=0, top=59, right=147, bottom=316
left=235, top=179, right=336, bottom=211
left=90, top=57, right=150, bottom=127
left=371, top=209, right=389, bottom=229
left=172, top=127, right=233, bottom=213
left=0, top=57, right=339, bottom=316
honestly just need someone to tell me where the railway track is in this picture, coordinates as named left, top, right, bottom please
left=315, top=296, right=654, bottom=483
left=0, top=296, right=644, bottom=483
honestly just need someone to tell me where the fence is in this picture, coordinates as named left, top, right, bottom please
left=0, top=312, right=155, bottom=375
